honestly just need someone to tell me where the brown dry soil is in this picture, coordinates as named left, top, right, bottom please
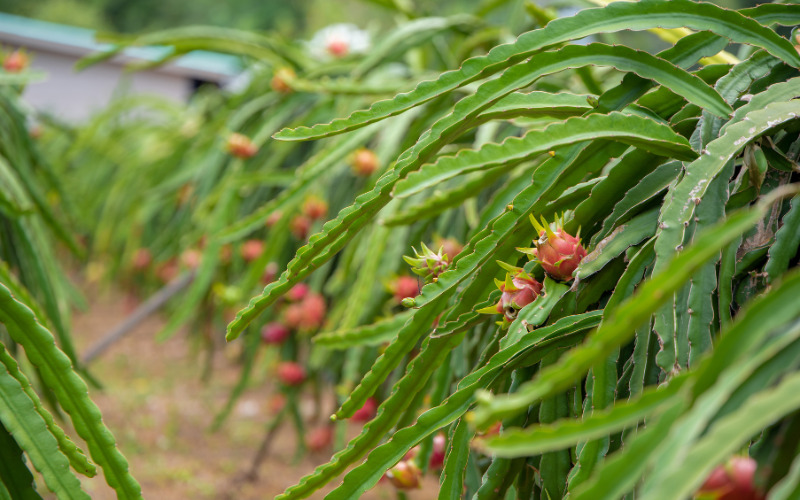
left=68, top=285, right=440, bottom=499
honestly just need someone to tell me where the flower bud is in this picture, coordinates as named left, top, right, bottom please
left=271, top=67, right=296, bottom=93
left=290, top=215, right=312, bottom=240
left=403, top=242, right=451, bottom=284
left=3, top=49, right=28, bottom=73
left=350, top=148, right=379, bottom=176
left=302, top=196, right=328, bottom=220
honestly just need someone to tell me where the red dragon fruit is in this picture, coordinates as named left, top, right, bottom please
left=696, top=457, right=764, bottom=500
left=351, top=397, right=378, bottom=422
left=240, top=239, right=264, bottom=262
left=287, top=283, right=309, bottom=302
left=479, top=263, right=543, bottom=324
left=276, top=362, right=306, bottom=386
left=261, top=322, right=290, bottom=344
left=284, top=291, right=327, bottom=330
left=391, top=276, right=420, bottom=304
left=429, top=433, right=447, bottom=470
left=306, top=426, right=334, bottom=452
left=519, top=214, right=586, bottom=281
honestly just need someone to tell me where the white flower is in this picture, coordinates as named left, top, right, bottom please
left=307, top=23, right=370, bottom=60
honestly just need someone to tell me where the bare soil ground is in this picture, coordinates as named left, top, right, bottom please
left=68, top=285, right=439, bottom=499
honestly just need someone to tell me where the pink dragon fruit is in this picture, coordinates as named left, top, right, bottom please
left=261, top=322, right=290, bottom=344
left=519, top=214, right=586, bottom=281
left=696, top=457, right=764, bottom=500
left=479, top=263, right=543, bottom=324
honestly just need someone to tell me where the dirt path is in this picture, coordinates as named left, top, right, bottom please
left=69, top=285, right=439, bottom=499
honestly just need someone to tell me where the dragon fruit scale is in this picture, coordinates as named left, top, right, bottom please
left=519, top=214, right=586, bottom=282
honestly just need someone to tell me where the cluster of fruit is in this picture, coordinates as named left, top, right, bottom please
left=482, top=214, right=587, bottom=326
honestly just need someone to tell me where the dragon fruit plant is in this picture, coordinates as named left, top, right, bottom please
left=31, top=0, right=800, bottom=498
left=0, top=87, right=140, bottom=497
left=215, top=2, right=800, bottom=499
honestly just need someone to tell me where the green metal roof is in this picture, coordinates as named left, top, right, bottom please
left=0, top=12, right=242, bottom=78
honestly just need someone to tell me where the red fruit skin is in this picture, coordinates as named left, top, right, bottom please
left=386, top=460, right=421, bottom=490
left=697, top=457, right=764, bottom=500
left=327, top=38, right=349, bottom=57
left=351, top=397, right=377, bottom=422
left=283, top=292, right=327, bottom=330
left=306, top=426, right=333, bottom=452
left=284, top=304, right=304, bottom=329
left=290, top=215, right=312, bottom=240
left=495, top=273, right=543, bottom=322
left=3, top=50, right=28, bottom=73
left=240, top=239, right=264, bottom=262
left=261, top=322, right=290, bottom=344
left=403, top=446, right=419, bottom=462
left=226, top=133, right=258, bottom=159
left=287, top=283, right=309, bottom=302
left=299, top=293, right=327, bottom=330
left=351, top=148, right=379, bottom=176
left=429, top=433, right=446, bottom=470
left=536, top=229, right=587, bottom=281
left=276, top=362, right=306, bottom=386
left=302, top=197, right=328, bottom=220
left=393, top=276, right=420, bottom=303
left=132, top=248, right=152, bottom=271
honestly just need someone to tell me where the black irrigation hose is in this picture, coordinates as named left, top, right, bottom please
left=81, top=271, right=196, bottom=365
